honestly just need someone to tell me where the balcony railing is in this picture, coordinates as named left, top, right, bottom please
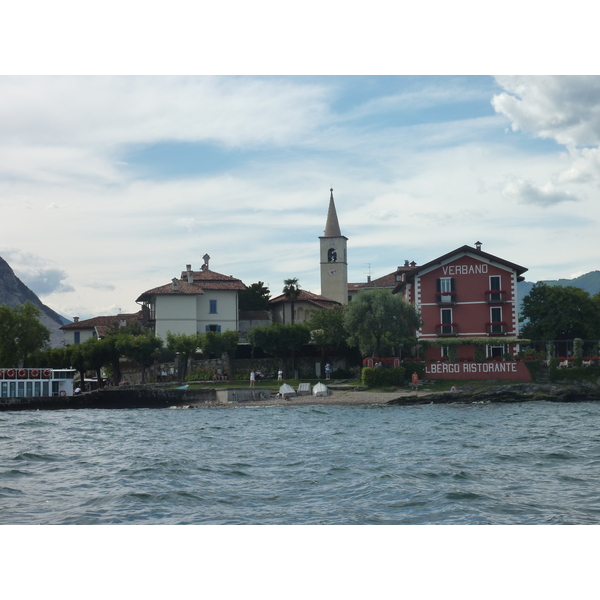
left=435, top=292, right=456, bottom=305
left=485, top=290, right=507, bottom=303
left=486, top=322, right=508, bottom=335
left=435, top=323, right=458, bottom=337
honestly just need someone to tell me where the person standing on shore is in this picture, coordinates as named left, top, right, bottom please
left=325, top=363, right=332, bottom=380
left=250, top=370, right=255, bottom=387
left=411, top=372, right=419, bottom=390
left=278, top=369, right=283, bottom=383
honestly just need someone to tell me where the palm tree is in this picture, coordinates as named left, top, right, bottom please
left=283, top=278, right=301, bottom=325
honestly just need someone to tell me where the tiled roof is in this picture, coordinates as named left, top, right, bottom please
left=392, top=245, right=528, bottom=294
left=136, top=280, right=205, bottom=302
left=179, top=268, right=245, bottom=287
left=348, top=266, right=416, bottom=291
left=60, top=312, right=142, bottom=330
left=269, top=289, right=341, bottom=309
left=136, top=269, right=246, bottom=302
left=137, top=268, right=245, bottom=302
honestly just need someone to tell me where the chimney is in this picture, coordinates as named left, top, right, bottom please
left=475, top=241, right=482, bottom=251
left=186, top=264, right=192, bottom=272
left=171, top=278, right=179, bottom=291
left=188, top=271, right=194, bottom=284
left=410, top=261, right=416, bottom=267
left=367, top=275, right=371, bottom=283
left=73, top=316, right=79, bottom=323
left=404, top=260, right=409, bottom=267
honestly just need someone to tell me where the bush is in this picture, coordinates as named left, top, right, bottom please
left=185, top=369, right=215, bottom=381
left=524, top=361, right=543, bottom=381
left=550, top=366, right=600, bottom=383
left=362, top=366, right=406, bottom=388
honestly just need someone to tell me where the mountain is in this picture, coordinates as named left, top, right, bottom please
left=518, top=271, right=600, bottom=301
left=517, top=271, right=600, bottom=321
left=0, top=255, right=68, bottom=348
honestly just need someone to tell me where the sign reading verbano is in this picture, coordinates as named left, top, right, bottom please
left=425, top=361, right=532, bottom=381
left=442, top=264, right=489, bottom=275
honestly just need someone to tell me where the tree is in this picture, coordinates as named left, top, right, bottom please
left=79, top=338, right=112, bottom=387
left=203, top=330, right=239, bottom=381
left=239, top=282, right=271, bottom=311
left=67, top=344, right=88, bottom=387
left=282, top=278, right=301, bottom=325
left=114, top=333, right=163, bottom=383
left=248, top=323, right=310, bottom=374
left=344, top=289, right=422, bottom=357
left=520, top=282, right=600, bottom=340
left=165, top=332, right=204, bottom=380
left=306, top=305, right=354, bottom=364
left=103, top=320, right=157, bottom=384
left=0, top=302, right=50, bottom=366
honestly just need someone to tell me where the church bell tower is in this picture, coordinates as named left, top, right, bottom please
left=319, top=188, right=348, bottom=305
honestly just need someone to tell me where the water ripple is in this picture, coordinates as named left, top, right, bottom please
left=1, top=402, right=600, bottom=524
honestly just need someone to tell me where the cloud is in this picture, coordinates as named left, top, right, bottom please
left=0, top=248, right=74, bottom=295
left=492, top=76, right=600, bottom=147
left=19, top=268, right=73, bottom=296
left=175, top=217, right=198, bottom=232
left=86, top=281, right=116, bottom=291
left=492, top=76, right=600, bottom=193
left=0, top=77, right=331, bottom=149
left=501, top=178, right=579, bottom=206
left=557, top=147, right=600, bottom=185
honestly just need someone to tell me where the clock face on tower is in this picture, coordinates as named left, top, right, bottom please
left=328, top=268, right=337, bottom=277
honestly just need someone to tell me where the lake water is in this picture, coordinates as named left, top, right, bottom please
left=2, top=401, right=600, bottom=524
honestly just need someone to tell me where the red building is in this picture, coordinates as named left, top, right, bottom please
left=393, top=242, right=528, bottom=361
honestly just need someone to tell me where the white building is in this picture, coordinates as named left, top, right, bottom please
left=136, top=258, right=245, bottom=340
left=60, top=313, right=142, bottom=345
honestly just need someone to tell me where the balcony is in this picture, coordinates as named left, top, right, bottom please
left=435, top=292, right=456, bottom=305
left=486, top=322, right=508, bottom=336
left=435, top=323, right=458, bottom=337
left=485, top=290, right=507, bottom=304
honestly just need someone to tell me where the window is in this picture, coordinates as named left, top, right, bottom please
left=328, top=248, right=337, bottom=262
left=206, top=325, right=221, bottom=332
left=209, top=300, right=217, bottom=314
left=490, top=306, right=503, bottom=334
left=489, top=276, right=501, bottom=302
left=439, top=278, right=453, bottom=293
left=74, top=331, right=80, bottom=344
left=441, top=308, right=453, bottom=334
left=436, top=277, right=455, bottom=303
left=441, top=346, right=449, bottom=358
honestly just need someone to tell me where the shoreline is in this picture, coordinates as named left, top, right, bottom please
left=3, top=382, right=600, bottom=412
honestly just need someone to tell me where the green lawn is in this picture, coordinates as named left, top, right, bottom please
left=184, top=378, right=361, bottom=391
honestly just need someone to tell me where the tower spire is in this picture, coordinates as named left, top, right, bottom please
left=324, top=187, right=342, bottom=237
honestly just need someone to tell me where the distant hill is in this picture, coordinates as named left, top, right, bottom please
left=0, top=255, right=67, bottom=348
left=517, top=271, right=600, bottom=323
left=518, top=271, right=600, bottom=302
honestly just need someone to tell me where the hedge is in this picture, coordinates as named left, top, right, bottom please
left=362, top=366, right=406, bottom=387
left=549, top=365, right=600, bottom=383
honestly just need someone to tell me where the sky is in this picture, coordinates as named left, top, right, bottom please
left=2, top=74, right=600, bottom=321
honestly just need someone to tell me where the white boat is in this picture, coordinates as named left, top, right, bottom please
left=312, top=382, right=330, bottom=397
left=0, top=368, right=77, bottom=398
left=279, top=383, right=296, bottom=398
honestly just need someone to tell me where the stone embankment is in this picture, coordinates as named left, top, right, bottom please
left=0, top=387, right=217, bottom=411
left=387, top=383, right=600, bottom=406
